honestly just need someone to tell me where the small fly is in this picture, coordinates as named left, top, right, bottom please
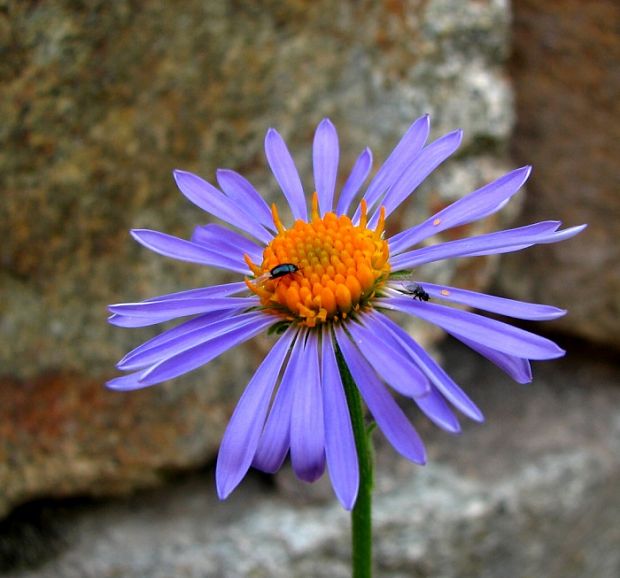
left=402, top=282, right=430, bottom=302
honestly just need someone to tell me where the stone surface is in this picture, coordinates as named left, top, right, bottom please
left=0, top=362, right=250, bottom=519
left=0, top=0, right=514, bottom=378
left=500, top=0, right=620, bottom=348
left=1, top=338, right=618, bottom=578
left=0, top=0, right=516, bottom=516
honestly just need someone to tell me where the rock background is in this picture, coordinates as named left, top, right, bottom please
left=500, top=0, right=620, bottom=347
left=1, top=0, right=619, bottom=576
left=2, top=340, right=619, bottom=578
left=0, top=0, right=513, bottom=379
left=1, top=0, right=515, bottom=517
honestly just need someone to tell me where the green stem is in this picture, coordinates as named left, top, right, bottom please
left=336, top=346, right=374, bottom=578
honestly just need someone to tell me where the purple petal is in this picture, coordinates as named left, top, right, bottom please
left=346, top=320, right=430, bottom=398
left=415, top=283, right=566, bottom=320
left=390, top=221, right=586, bottom=271
left=142, top=282, right=247, bottom=302
left=108, top=282, right=248, bottom=328
left=216, top=328, right=296, bottom=499
left=108, top=313, right=176, bottom=328
left=137, top=315, right=274, bottom=386
left=371, top=312, right=484, bottom=422
left=130, top=229, right=250, bottom=274
left=336, top=148, right=373, bottom=216
left=116, top=311, right=232, bottom=368
left=109, top=313, right=253, bottom=388
left=369, top=129, right=463, bottom=227
left=108, top=307, right=234, bottom=329
left=117, top=311, right=266, bottom=371
left=334, top=326, right=426, bottom=464
left=264, top=128, right=307, bottom=221
left=389, top=166, right=532, bottom=254
left=530, top=224, right=587, bottom=245
left=313, top=119, right=339, bottom=216
left=381, top=297, right=565, bottom=360
left=216, top=169, right=275, bottom=231
left=355, top=115, right=430, bottom=220
left=414, top=387, right=461, bottom=433
left=321, top=329, right=359, bottom=510
left=464, top=224, right=586, bottom=257
left=191, top=224, right=263, bottom=264
left=106, top=371, right=150, bottom=391
left=108, top=296, right=257, bottom=319
left=290, top=332, right=326, bottom=482
left=253, top=332, right=305, bottom=472
left=454, top=333, right=533, bottom=384
left=173, top=170, right=272, bottom=244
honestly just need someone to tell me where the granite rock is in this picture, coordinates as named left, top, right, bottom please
left=1, top=339, right=618, bottom=578
left=500, top=0, right=620, bottom=348
left=1, top=0, right=515, bottom=377
left=1, top=0, right=514, bottom=516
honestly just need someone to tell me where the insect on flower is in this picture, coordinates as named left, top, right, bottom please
left=269, top=263, right=299, bottom=279
left=107, top=115, right=586, bottom=511
left=402, top=282, right=430, bottom=302
left=254, top=262, right=301, bottom=286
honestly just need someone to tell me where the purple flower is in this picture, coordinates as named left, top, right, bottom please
left=108, top=116, right=585, bottom=510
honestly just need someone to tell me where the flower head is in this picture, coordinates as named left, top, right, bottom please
left=108, top=116, right=585, bottom=510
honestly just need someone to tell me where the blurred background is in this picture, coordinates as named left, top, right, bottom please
left=1, top=1, right=618, bottom=577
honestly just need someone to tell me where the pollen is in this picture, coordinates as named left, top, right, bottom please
left=245, top=193, right=391, bottom=327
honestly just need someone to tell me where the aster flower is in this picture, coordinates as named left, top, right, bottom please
left=108, top=116, right=585, bottom=510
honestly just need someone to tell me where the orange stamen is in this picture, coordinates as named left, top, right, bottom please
left=271, top=204, right=285, bottom=234
left=374, top=206, right=386, bottom=238
left=359, top=199, right=368, bottom=230
left=246, top=203, right=391, bottom=327
left=311, top=192, right=320, bottom=221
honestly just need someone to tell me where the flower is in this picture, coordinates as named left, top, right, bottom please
left=108, top=116, right=585, bottom=510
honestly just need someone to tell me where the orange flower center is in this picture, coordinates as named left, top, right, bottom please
left=245, top=193, right=391, bottom=327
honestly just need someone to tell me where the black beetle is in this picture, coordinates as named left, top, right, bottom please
left=269, top=263, right=299, bottom=280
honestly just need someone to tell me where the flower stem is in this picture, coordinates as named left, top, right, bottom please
left=336, top=347, right=374, bottom=578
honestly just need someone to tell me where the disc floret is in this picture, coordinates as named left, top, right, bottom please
left=245, top=193, right=390, bottom=327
